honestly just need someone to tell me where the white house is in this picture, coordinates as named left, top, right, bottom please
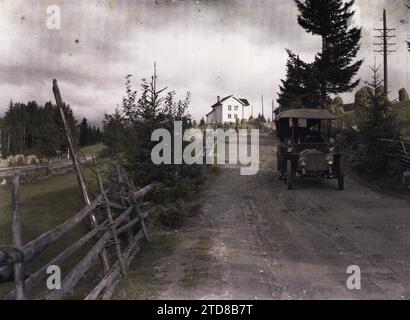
left=206, top=95, right=251, bottom=124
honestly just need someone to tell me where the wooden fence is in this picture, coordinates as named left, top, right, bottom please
left=0, top=79, right=155, bottom=299
left=378, top=139, right=410, bottom=168
left=0, top=165, right=154, bottom=300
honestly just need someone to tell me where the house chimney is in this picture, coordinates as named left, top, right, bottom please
left=217, top=96, right=220, bottom=103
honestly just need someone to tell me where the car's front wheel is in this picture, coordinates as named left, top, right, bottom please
left=287, top=159, right=293, bottom=190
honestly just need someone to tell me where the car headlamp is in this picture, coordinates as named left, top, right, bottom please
left=299, top=157, right=307, bottom=167
left=325, top=154, right=334, bottom=166
left=286, top=139, right=293, bottom=153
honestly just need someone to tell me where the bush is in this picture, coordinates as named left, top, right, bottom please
left=352, top=66, right=400, bottom=176
left=104, top=69, right=207, bottom=225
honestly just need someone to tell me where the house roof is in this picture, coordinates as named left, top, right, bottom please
left=209, top=95, right=250, bottom=109
left=238, top=98, right=250, bottom=106
left=209, top=95, right=233, bottom=109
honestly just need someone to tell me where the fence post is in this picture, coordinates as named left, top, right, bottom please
left=121, top=169, right=150, bottom=242
left=93, top=157, right=127, bottom=276
left=52, top=79, right=110, bottom=272
left=11, top=175, right=25, bottom=300
left=116, top=164, right=134, bottom=244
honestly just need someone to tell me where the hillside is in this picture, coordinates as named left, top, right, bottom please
left=340, top=101, right=410, bottom=140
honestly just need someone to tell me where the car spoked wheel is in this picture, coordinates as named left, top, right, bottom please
left=287, top=159, right=293, bottom=190
left=337, top=159, right=344, bottom=191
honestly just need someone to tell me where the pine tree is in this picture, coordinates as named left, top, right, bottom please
left=355, top=64, right=400, bottom=174
left=115, top=66, right=199, bottom=194
left=103, top=108, right=125, bottom=155
left=295, top=0, right=363, bottom=108
left=79, top=118, right=89, bottom=147
left=277, top=49, right=320, bottom=110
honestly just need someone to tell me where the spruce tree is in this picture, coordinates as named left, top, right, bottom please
left=277, top=50, right=320, bottom=110
left=79, top=118, right=89, bottom=147
left=295, top=0, right=363, bottom=108
left=355, top=64, right=400, bottom=174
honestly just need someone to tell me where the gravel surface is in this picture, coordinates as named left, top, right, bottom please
left=158, top=134, right=409, bottom=300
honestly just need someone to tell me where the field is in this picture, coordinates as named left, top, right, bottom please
left=339, top=101, right=410, bottom=139
left=393, top=101, right=410, bottom=139
left=0, top=146, right=109, bottom=298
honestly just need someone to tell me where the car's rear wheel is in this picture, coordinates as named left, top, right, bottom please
left=287, top=159, right=293, bottom=190
left=337, top=159, right=344, bottom=191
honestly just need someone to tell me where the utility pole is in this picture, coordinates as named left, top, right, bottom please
left=374, top=9, right=396, bottom=98
left=0, top=127, right=2, bottom=158
left=272, top=99, right=275, bottom=122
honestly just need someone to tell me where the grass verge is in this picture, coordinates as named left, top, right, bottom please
left=180, top=236, right=213, bottom=288
left=348, top=170, right=410, bottom=200
left=112, top=230, right=179, bottom=299
left=0, top=165, right=103, bottom=298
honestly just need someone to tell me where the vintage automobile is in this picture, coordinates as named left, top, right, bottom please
left=275, top=108, right=344, bottom=190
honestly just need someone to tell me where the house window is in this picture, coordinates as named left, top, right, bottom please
left=234, top=106, right=238, bottom=111
left=228, top=114, right=232, bottom=119
left=234, top=114, right=238, bottom=119
left=228, top=105, right=232, bottom=111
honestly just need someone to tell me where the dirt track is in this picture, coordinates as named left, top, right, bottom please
left=158, top=134, right=409, bottom=300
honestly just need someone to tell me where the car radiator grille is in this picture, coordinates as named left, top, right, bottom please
left=305, top=152, right=327, bottom=171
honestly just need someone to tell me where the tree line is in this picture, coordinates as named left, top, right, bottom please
left=0, top=100, right=102, bottom=158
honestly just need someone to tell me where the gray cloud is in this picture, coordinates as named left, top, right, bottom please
left=0, top=0, right=409, bottom=123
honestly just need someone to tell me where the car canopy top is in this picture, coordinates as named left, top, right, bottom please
left=276, top=108, right=337, bottom=120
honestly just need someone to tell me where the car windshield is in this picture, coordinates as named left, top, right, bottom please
left=276, top=117, right=332, bottom=143
left=294, top=124, right=325, bottom=143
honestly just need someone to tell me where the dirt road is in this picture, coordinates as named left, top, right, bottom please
left=157, top=134, right=409, bottom=300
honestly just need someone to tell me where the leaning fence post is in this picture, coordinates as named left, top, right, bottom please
left=121, top=169, right=150, bottom=242
left=52, top=79, right=110, bottom=272
left=116, top=164, right=134, bottom=244
left=93, top=157, right=127, bottom=276
left=11, top=175, right=25, bottom=300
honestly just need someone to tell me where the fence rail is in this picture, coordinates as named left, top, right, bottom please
left=378, top=139, right=410, bottom=167
left=0, top=156, right=93, bottom=179
left=1, top=170, right=153, bottom=300
left=1, top=79, right=154, bottom=299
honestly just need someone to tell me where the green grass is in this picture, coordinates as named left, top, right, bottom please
left=349, top=170, right=410, bottom=200
left=113, top=167, right=219, bottom=299
left=0, top=166, right=103, bottom=298
left=0, top=150, right=218, bottom=299
left=79, top=143, right=108, bottom=157
left=113, top=231, right=179, bottom=300
left=338, top=101, right=410, bottom=138
left=393, top=100, right=410, bottom=121
left=180, top=236, right=213, bottom=288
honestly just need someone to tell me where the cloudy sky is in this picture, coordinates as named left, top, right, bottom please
left=0, top=0, right=409, bottom=123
